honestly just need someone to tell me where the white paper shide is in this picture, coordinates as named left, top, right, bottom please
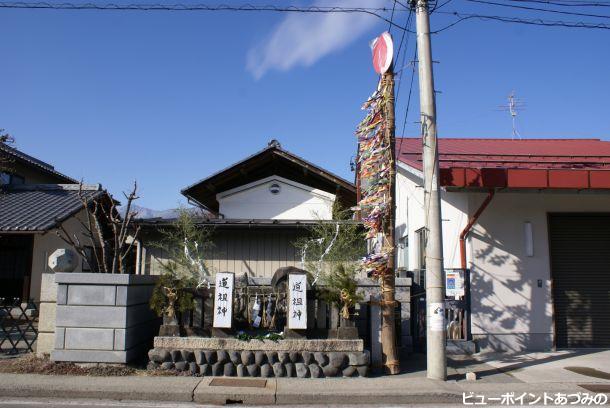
left=213, top=272, right=234, bottom=328
left=288, top=274, right=307, bottom=329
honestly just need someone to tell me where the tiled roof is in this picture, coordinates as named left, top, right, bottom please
left=397, top=138, right=610, bottom=170
left=396, top=138, right=610, bottom=189
left=0, top=143, right=77, bottom=183
left=0, top=184, right=103, bottom=232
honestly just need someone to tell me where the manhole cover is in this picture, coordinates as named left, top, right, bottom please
left=565, top=366, right=610, bottom=380
left=209, top=378, right=267, bottom=388
left=579, top=384, right=610, bottom=393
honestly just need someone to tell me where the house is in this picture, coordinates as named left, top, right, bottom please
left=395, top=137, right=610, bottom=352
left=139, top=140, right=357, bottom=278
left=0, top=143, right=106, bottom=303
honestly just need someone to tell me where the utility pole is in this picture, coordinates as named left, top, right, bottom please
left=414, top=0, right=447, bottom=380
left=380, top=69, right=400, bottom=375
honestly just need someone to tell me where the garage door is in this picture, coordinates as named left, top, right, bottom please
left=549, top=214, right=610, bottom=348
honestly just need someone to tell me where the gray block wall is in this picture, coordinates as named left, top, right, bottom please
left=51, top=273, right=159, bottom=363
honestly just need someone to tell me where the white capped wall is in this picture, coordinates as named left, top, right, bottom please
left=217, top=175, right=335, bottom=220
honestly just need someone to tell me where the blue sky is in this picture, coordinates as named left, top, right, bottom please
left=2, top=0, right=609, bottom=209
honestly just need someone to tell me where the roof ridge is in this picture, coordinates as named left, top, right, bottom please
left=7, top=183, right=102, bottom=191
left=396, top=137, right=604, bottom=141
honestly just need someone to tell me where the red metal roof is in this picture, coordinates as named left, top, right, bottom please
left=396, top=138, right=610, bottom=189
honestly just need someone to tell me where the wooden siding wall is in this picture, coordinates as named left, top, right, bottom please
left=143, top=228, right=309, bottom=278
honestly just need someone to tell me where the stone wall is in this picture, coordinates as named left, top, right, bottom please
left=51, top=273, right=159, bottom=363
left=36, top=273, right=57, bottom=356
left=148, top=347, right=370, bottom=378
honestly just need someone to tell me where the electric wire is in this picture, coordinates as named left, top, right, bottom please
left=466, top=0, right=610, bottom=19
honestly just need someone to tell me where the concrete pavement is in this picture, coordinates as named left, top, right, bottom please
left=0, top=350, right=608, bottom=405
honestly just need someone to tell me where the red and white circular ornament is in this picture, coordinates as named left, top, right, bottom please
left=371, top=32, right=394, bottom=74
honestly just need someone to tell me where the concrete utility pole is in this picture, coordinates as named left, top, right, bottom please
left=414, top=0, right=447, bottom=380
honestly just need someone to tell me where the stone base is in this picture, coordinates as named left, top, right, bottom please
left=211, top=328, right=232, bottom=338
left=147, top=347, right=370, bottom=378
left=154, top=336, right=364, bottom=352
left=331, top=326, right=359, bottom=340
left=159, top=325, right=181, bottom=337
left=283, top=328, right=306, bottom=339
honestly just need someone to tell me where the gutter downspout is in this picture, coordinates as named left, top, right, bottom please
left=459, top=189, right=495, bottom=270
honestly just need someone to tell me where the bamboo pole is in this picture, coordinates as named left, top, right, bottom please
left=380, top=69, right=400, bottom=375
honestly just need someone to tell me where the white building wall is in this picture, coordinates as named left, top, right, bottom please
left=217, top=175, right=335, bottom=220
left=396, top=163, right=610, bottom=352
left=468, top=191, right=610, bottom=352
left=396, top=165, right=468, bottom=271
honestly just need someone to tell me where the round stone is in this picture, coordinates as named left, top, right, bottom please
left=199, top=363, right=211, bottom=376
left=217, top=350, right=229, bottom=364
left=223, top=362, right=235, bottom=376
left=195, top=351, right=206, bottom=365
left=188, top=362, right=198, bottom=375
left=181, top=350, right=195, bottom=362
left=277, top=352, right=289, bottom=364
left=148, top=349, right=170, bottom=363
left=348, top=351, right=370, bottom=366
left=174, top=361, right=187, bottom=371
left=272, top=362, right=286, bottom=377
left=314, top=352, right=328, bottom=366
left=211, top=362, right=223, bottom=376
left=356, top=365, right=369, bottom=377
left=229, top=350, right=241, bottom=365
left=322, top=365, right=339, bottom=377
left=254, top=351, right=266, bottom=366
left=266, top=351, right=278, bottom=365
left=147, top=361, right=159, bottom=370
left=170, top=350, right=182, bottom=362
left=204, top=350, right=216, bottom=364
left=246, top=364, right=259, bottom=377
left=309, top=364, right=322, bottom=378
left=241, top=350, right=254, bottom=365
left=301, top=351, right=313, bottom=365
left=236, top=364, right=247, bottom=377
left=289, top=352, right=299, bottom=363
left=329, top=352, right=346, bottom=369
left=260, top=363, right=273, bottom=378
left=284, top=362, right=295, bottom=377
left=342, top=365, right=357, bottom=377
left=295, top=362, right=309, bottom=378
left=160, top=362, right=174, bottom=370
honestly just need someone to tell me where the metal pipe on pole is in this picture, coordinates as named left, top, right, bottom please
left=414, top=0, right=447, bottom=380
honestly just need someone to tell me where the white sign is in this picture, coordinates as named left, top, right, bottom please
left=288, top=274, right=307, bottom=329
left=213, top=272, right=234, bottom=328
left=428, top=302, right=445, bottom=332
left=446, top=270, right=465, bottom=297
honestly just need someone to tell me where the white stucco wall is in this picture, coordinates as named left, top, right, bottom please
left=217, top=175, right=335, bottom=220
left=396, top=165, right=468, bottom=271
left=31, top=210, right=92, bottom=302
left=396, top=163, right=610, bottom=352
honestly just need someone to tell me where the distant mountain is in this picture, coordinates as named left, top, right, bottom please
left=120, top=205, right=210, bottom=220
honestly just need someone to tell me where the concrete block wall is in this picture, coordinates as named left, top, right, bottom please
left=51, top=273, right=159, bottom=363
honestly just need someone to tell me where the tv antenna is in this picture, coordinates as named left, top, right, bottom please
left=498, top=91, right=525, bottom=139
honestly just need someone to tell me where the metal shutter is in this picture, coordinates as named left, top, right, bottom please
left=549, top=214, right=610, bottom=348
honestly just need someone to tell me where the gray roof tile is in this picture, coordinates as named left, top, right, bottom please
left=0, top=184, right=103, bottom=232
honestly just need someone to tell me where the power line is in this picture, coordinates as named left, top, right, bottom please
left=466, top=0, right=610, bottom=19
left=433, top=10, right=610, bottom=31
left=0, top=2, right=411, bottom=30
left=505, top=0, right=610, bottom=6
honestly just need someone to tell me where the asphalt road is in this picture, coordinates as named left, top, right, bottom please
left=0, top=398, right=564, bottom=408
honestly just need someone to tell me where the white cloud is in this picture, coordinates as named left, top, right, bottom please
left=246, top=0, right=387, bottom=79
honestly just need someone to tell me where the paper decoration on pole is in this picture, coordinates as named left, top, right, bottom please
left=354, top=76, right=393, bottom=278
left=371, top=32, right=393, bottom=74
left=213, top=272, right=234, bottom=328
left=288, top=274, right=307, bottom=329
